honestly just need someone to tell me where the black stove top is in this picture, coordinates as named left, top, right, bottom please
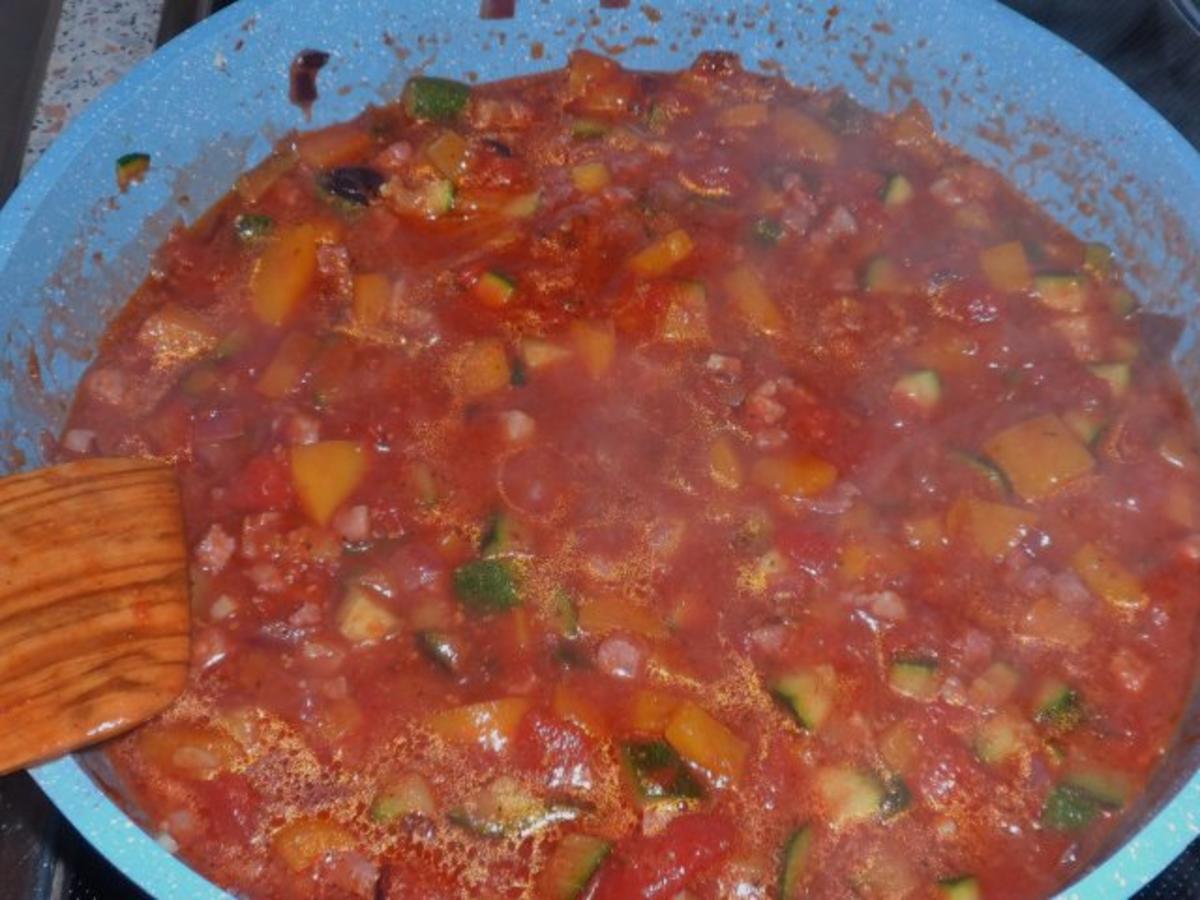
left=1, top=1, right=1198, bottom=897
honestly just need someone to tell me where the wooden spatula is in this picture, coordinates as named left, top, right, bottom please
left=0, top=457, right=190, bottom=775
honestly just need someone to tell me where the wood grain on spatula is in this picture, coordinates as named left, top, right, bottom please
left=0, top=458, right=190, bottom=775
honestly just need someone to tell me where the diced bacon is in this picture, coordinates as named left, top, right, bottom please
left=813, top=205, right=858, bottom=244
left=241, top=512, right=284, bottom=560
left=317, top=244, right=354, bottom=304
left=704, top=353, right=742, bottom=380
left=196, top=524, right=236, bottom=574
left=753, top=428, right=788, bottom=450
left=247, top=562, right=286, bottom=593
left=85, top=368, right=128, bottom=406
left=62, top=428, right=96, bottom=454
left=289, top=602, right=322, bottom=627
left=332, top=504, right=371, bottom=542
left=498, top=410, right=536, bottom=444
left=1110, top=647, right=1150, bottom=692
left=597, top=635, right=645, bottom=680
left=285, top=413, right=320, bottom=446
left=745, top=378, right=794, bottom=427
left=192, top=626, right=229, bottom=671
left=865, top=589, right=908, bottom=621
left=372, top=141, right=413, bottom=175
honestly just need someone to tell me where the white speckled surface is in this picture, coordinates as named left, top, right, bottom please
left=21, top=0, right=160, bottom=173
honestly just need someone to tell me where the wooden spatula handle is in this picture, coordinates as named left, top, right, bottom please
left=0, top=458, right=190, bottom=775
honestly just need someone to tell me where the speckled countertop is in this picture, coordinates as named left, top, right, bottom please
left=21, top=0, right=160, bottom=174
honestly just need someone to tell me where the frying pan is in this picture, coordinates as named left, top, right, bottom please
left=0, top=0, right=1197, bottom=896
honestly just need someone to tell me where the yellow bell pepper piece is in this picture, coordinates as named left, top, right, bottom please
left=664, top=701, right=747, bottom=783
left=629, top=229, right=694, bottom=277
left=725, top=264, right=784, bottom=335
left=251, top=223, right=319, bottom=325
left=290, top=440, right=366, bottom=525
left=1071, top=543, right=1146, bottom=610
left=752, top=454, right=838, bottom=497
left=570, top=320, right=616, bottom=378
left=272, top=818, right=355, bottom=873
left=979, top=240, right=1032, bottom=292
left=454, top=338, right=512, bottom=399
left=426, top=697, right=531, bottom=751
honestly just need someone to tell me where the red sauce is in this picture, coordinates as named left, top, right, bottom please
left=63, top=51, right=1200, bottom=899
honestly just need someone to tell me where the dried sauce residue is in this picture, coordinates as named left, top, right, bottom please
left=289, top=49, right=329, bottom=115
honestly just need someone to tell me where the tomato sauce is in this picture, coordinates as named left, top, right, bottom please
left=60, top=50, right=1200, bottom=899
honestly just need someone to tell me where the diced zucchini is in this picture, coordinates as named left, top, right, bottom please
left=571, top=161, right=611, bottom=194
left=982, top=414, right=1094, bottom=502
left=888, top=658, right=941, bottom=700
left=1041, top=783, right=1100, bottom=831
left=974, top=711, right=1023, bottom=764
left=571, top=118, right=609, bottom=139
left=882, top=173, right=914, bottom=207
left=474, top=270, right=516, bottom=308
left=503, top=190, right=541, bottom=219
left=448, top=776, right=578, bottom=838
left=1033, top=679, right=1083, bottom=731
left=424, top=179, right=456, bottom=216
left=116, top=152, right=151, bottom=190
left=1062, top=410, right=1107, bottom=445
left=863, top=256, right=902, bottom=293
left=752, top=216, right=784, bottom=246
left=425, top=131, right=469, bottom=179
left=417, top=630, right=463, bottom=674
left=402, top=76, right=470, bottom=122
left=1109, top=288, right=1137, bottom=317
left=938, top=875, right=982, bottom=900
left=771, top=665, right=836, bottom=731
left=1089, top=362, right=1131, bottom=398
left=892, top=369, right=941, bottom=412
left=553, top=588, right=579, bottom=636
left=453, top=558, right=520, bottom=614
left=1083, top=242, right=1114, bottom=277
left=950, top=451, right=1010, bottom=496
left=337, top=585, right=399, bottom=644
left=1033, top=274, right=1088, bottom=313
left=480, top=510, right=529, bottom=557
left=369, top=773, right=436, bottom=823
left=878, top=775, right=911, bottom=819
left=778, top=825, right=814, bottom=900
left=620, top=739, right=704, bottom=804
left=541, top=834, right=612, bottom=900
left=1071, top=542, right=1146, bottom=610
left=234, top=213, right=274, bottom=242
left=815, top=766, right=885, bottom=825
left=1065, top=766, right=1131, bottom=810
